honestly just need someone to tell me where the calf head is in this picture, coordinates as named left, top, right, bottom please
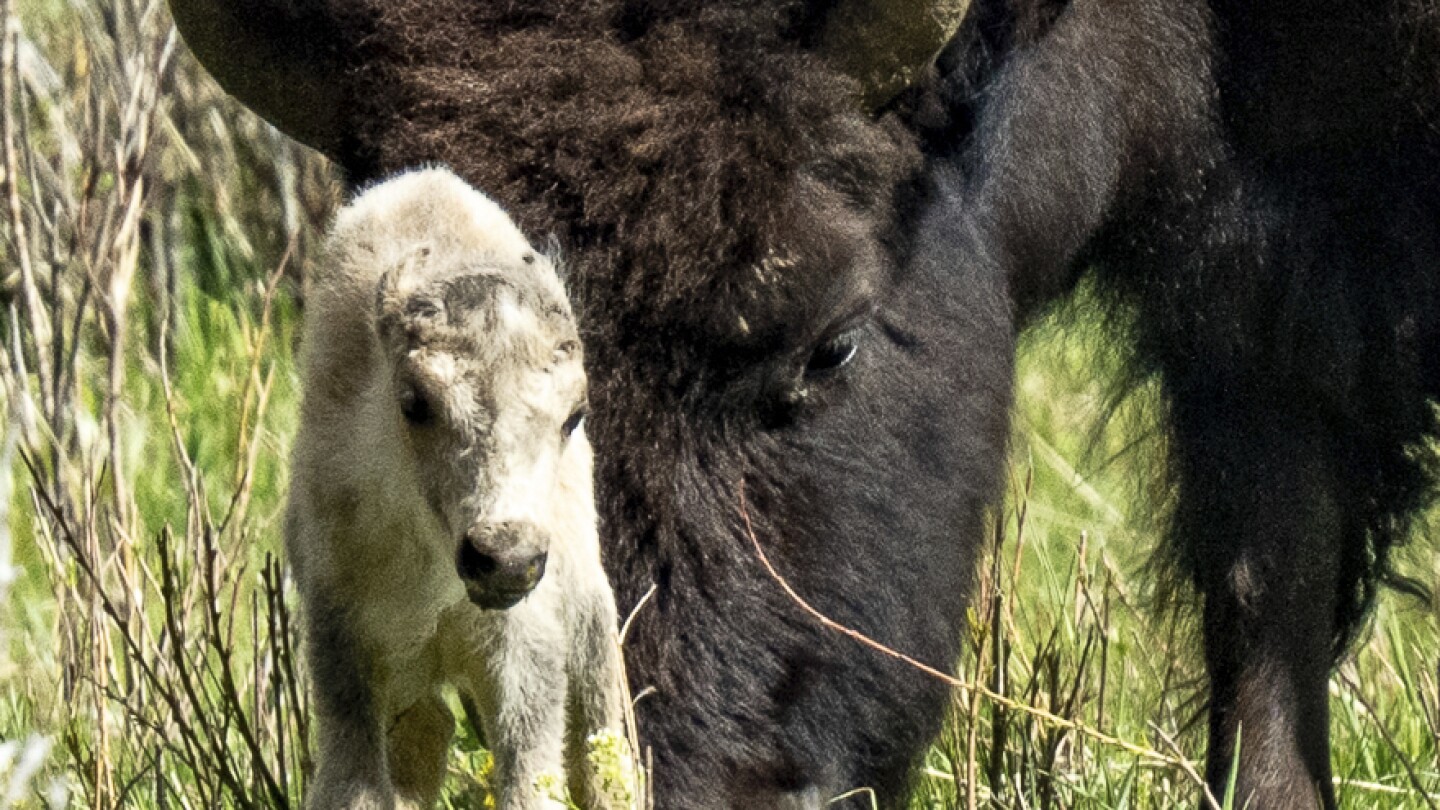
left=337, top=170, right=588, bottom=609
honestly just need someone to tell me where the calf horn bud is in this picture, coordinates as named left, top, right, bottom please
left=821, top=0, right=972, bottom=111
left=167, top=0, right=345, bottom=156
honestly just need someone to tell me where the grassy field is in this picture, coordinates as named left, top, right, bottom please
left=0, top=2, right=1436, bottom=807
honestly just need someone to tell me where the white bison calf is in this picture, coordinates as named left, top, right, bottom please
left=286, top=168, right=627, bottom=810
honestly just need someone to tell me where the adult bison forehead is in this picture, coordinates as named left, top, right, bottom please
left=168, top=0, right=974, bottom=372
left=354, top=5, right=922, bottom=340
left=317, top=2, right=932, bottom=410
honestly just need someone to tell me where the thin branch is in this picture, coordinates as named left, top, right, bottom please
left=736, top=479, right=1211, bottom=778
left=1, top=0, right=53, bottom=418
left=1150, top=723, right=1224, bottom=810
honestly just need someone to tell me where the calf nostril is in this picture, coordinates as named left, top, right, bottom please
left=457, top=541, right=498, bottom=581
left=475, top=553, right=498, bottom=575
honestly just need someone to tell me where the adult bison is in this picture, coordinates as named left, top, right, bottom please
left=170, top=0, right=1440, bottom=807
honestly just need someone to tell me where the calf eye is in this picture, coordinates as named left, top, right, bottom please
left=399, top=387, right=434, bottom=426
left=804, top=329, right=861, bottom=377
left=562, top=405, right=588, bottom=439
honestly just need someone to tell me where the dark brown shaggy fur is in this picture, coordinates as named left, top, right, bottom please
left=343, top=1, right=918, bottom=331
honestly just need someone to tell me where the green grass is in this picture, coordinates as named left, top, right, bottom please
left=0, top=2, right=1436, bottom=808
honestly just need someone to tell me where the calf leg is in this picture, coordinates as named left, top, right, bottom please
left=387, top=693, right=454, bottom=809
left=1171, top=399, right=1341, bottom=809
left=469, top=614, right=570, bottom=810
left=302, top=586, right=395, bottom=810
left=565, top=589, right=629, bottom=810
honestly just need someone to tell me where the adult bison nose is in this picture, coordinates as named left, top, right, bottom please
left=457, top=521, right=548, bottom=610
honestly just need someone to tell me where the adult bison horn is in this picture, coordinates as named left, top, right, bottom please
left=821, top=0, right=972, bottom=110
left=168, top=0, right=345, bottom=156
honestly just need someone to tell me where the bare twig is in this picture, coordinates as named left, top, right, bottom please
left=615, top=582, right=657, bottom=809
left=1, top=0, right=54, bottom=419
left=1150, top=723, right=1224, bottom=810
left=736, top=479, right=1210, bottom=777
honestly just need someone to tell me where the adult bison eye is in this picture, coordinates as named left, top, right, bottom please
left=562, top=405, right=588, bottom=439
left=804, top=329, right=861, bottom=377
left=399, top=387, right=434, bottom=426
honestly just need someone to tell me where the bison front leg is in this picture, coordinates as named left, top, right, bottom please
left=468, top=612, right=571, bottom=810
left=301, top=587, right=396, bottom=810
left=1171, top=398, right=1341, bottom=809
left=387, top=693, right=454, bottom=809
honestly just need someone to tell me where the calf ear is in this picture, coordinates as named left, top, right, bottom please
left=375, top=250, right=446, bottom=347
left=168, top=0, right=346, bottom=156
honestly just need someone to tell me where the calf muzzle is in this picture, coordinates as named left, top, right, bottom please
left=457, top=522, right=549, bottom=610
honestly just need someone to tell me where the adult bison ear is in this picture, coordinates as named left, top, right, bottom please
left=821, top=0, right=972, bottom=110
left=168, top=0, right=346, bottom=156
